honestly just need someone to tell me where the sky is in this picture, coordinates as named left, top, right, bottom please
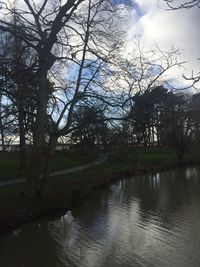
left=1, top=0, right=199, bottom=90
left=121, top=0, right=200, bottom=89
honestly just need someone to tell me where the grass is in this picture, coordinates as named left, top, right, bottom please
left=127, top=147, right=176, bottom=163
left=104, top=147, right=175, bottom=170
left=47, top=147, right=177, bottom=187
left=0, top=183, right=24, bottom=199
left=0, top=147, right=199, bottom=201
left=0, top=152, right=24, bottom=181
left=0, top=150, right=97, bottom=181
left=52, top=150, right=95, bottom=171
left=0, top=146, right=199, bottom=234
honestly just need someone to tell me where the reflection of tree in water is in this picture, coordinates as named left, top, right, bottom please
left=128, top=168, right=200, bottom=228
left=72, top=187, right=111, bottom=235
left=72, top=179, right=132, bottom=232
left=47, top=167, right=200, bottom=267
left=58, top=180, right=143, bottom=267
left=2, top=168, right=200, bottom=267
left=0, top=217, right=62, bottom=267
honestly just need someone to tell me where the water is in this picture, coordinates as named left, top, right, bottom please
left=1, top=167, right=200, bottom=267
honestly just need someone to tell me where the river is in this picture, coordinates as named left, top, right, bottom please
left=1, top=167, right=200, bottom=267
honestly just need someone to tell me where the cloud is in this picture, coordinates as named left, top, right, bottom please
left=126, top=0, right=200, bottom=88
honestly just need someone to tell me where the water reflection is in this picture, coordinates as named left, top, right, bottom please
left=1, top=167, right=200, bottom=267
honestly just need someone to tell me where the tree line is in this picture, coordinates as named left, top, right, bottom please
left=0, top=0, right=199, bottom=197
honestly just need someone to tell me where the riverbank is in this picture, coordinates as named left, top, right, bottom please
left=0, top=148, right=199, bottom=237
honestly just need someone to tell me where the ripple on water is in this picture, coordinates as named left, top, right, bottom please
left=1, top=167, right=200, bottom=267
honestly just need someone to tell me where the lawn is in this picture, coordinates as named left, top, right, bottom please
left=0, top=146, right=199, bottom=235
left=0, top=152, right=24, bottom=181
left=0, top=146, right=198, bottom=182
left=0, top=150, right=97, bottom=181
left=0, top=147, right=189, bottom=211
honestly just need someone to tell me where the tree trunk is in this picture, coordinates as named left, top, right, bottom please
left=40, top=135, right=58, bottom=193
left=25, top=71, right=49, bottom=197
left=0, top=96, right=5, bottom=152
left=18, top=98, right=27, bottom=169
left=0, top=116, right=5, bottom=152
left=176, top=146, right=185, bottom=166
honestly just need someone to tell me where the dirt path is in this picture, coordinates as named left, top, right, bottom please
left=0, top=153, right=108, bottom=187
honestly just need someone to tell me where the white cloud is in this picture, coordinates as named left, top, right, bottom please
left=126, top=0, right=200, bottom=88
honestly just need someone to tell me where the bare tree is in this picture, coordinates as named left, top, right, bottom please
left=162, top=0, right=200, bottom=9
left=0, top=0, right=125, bottom=196
left=161, top=0, right=200, bottom=88
left=112, top=42, right=185, bottom=107
left=0, top=91, right=18, bottom=151
left=0, top=27, right=37, bottom=167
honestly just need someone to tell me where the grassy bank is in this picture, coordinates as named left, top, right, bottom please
left=0, top=147, right=199, bottom=236
left=0, top=150, right=96, bottom=181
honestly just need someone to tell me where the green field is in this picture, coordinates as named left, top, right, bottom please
left=1, top=147, right=199, bottom=181
left=0, top=146, right=199, bottom=235
left=0, top=150, right=96, bottom=181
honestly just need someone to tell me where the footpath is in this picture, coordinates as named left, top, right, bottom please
left=0, top=153, right=108, bottom=187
